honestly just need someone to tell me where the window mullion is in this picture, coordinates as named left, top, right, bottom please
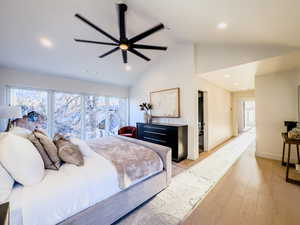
left=81, top=95, right=85, bottom=140
left=48, top=90, right=54, bottom=137
left=5, top=86, right=11, bottom=105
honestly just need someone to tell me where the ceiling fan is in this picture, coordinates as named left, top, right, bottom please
left=74, top=3, right=168, bottom=64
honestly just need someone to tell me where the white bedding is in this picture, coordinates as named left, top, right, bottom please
left=9, top=153, right=121, bottom=225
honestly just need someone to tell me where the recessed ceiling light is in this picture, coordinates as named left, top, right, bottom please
left=39, top=37, right=53, bottom=48
left=224, top=74, right=231, bottom=78
left=217, top=22, right=228, bottom=29
left=234, top=82, right=239, bottom=86
left=125, top=64, right=131, bottom=71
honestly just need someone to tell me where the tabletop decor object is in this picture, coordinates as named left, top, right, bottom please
left=139, top=102, right=152, bottom=124
left=0, top=105, right=22, bottom=132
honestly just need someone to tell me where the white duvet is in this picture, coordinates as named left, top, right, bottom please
left=9, top=153, right=120, bottom=225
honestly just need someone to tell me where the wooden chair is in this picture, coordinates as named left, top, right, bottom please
left=281, top=133, right=300, bottom=185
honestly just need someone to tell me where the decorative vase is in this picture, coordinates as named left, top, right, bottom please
left=147, top=113, right=152, bottom=124
left=143, top=112, right=148, bottom=123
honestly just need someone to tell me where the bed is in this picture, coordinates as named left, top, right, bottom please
left=8, top=135, right=172, bottom=225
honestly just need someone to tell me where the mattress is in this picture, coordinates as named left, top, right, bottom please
left=8, top=140, right=164, bottom=225
left=9, top=154, right=120, bottom=225
left=88, top=136, right=164, bottom=189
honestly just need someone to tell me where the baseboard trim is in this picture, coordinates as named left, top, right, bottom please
left=255, top=152, right=281, bottom=161
left=207, top=136, right=235, bottom=152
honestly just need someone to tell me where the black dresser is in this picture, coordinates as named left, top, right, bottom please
left=0, top=202, right=9, bottom=225
left=136, top=123, right=188, bottom=162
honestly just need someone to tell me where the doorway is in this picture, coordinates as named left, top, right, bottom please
left=243, top=101, right=255, bottom=130
left=238, top=100, right=255, bottom=134
left=198, top=91, right=205, bottom=153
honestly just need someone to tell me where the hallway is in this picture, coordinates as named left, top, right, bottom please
left=182, top=140, right=300, bottom=225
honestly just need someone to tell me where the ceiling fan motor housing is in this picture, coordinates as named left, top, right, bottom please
left=74, top=3, right=167, bottom=64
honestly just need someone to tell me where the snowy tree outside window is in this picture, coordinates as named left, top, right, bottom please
left=107, top=97, right=127, bottom=136
left=10, top=88, right=48, bottom=132
left=85, top=96, right=128, bottom=139
left=54, top=92, right=81, bottom=138
left=85, top=95, right=106, bottom=139
left=8, top=87, right=128, bottom=139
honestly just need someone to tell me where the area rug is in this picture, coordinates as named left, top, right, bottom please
left=115, top=130, right=256, bottom=225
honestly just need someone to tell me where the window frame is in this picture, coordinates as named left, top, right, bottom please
left=6, top=85, right=128, bottom=139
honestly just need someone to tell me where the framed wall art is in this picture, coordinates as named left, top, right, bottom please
left=150, top=88, right=180, bottom=118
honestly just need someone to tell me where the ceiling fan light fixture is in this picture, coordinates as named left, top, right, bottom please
left=125, top=64, right=131, bottom=71
left=74, top=3, right=167, bottom=64
left=39, top=37, right=53, bottom=48
left=119, top=43, right=129, bottom=50
left=217, top=22, right=228, bottom=29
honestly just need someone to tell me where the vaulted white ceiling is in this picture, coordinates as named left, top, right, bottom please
left=200, top=51, right=300, bottom=92
left=1, top=0, right=300, bottom=86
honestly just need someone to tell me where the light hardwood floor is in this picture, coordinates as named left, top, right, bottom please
left=182, top=142, right=300, bottom=225
left=175, top=137, right=235, bottom=169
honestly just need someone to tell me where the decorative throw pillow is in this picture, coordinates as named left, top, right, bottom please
left=70, top=138, right=96, bottom=157
left=33, top=129, right=47, bottom=136
left=0, top=133, right=45, bottom=186
left=53, top=134, right=84, bottom=166
left=9, top=126, right=32, bottom=139
left=33, top=131, right=61, bottom=169
left=28, top=133, right=58, bottom=170
left=0, top=162, right=14, bottom=203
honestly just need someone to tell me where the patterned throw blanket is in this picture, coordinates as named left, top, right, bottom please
left=87, top=136, right=163, bottom=189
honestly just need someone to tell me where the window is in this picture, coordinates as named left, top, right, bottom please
left=85, top=95, right=106, bottom=139
left=54, top=92, right=82, bottom=138
left=7, top=87, right=128, bottom=139
left=244, top=101, right=255, bottom=129
left=9, top=87, right=48, bottom=133
left=84, top=96, right=128, bottom=139
left=107, top=97, right=127, bottom=135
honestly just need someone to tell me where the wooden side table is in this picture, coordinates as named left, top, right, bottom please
left=281, top=133, right=300, bottom=185
left=0, top=202, right=9, bottom=225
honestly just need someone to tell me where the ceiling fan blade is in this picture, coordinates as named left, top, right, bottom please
left=122, top=50, right=128, bottom=64
left=129, top=48, right=150, bottom=61
left=75, top=14, right=119, bottom=43
left=132, top=44, right=167, bottom=51
left=99, top=47, right=119, bottom=58
left=117, top=4, right=127, bottom=41
left=74, top=39, right=118, bottom=46
left=129, top=24, right=164, bottom=43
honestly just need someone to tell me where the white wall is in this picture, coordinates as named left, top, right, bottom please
left=256, top=70, right=300, bottom=161
left=198, top=79, right=232, bottom=150
left=231, top=90, right=255, bottom=136
left=129, top=43, right=233, bottom=159
left=129, top=43, right=197, bottom=159
left=0, top=67, right=129, bottom=131
left=0, top=67, right=129, bottom=99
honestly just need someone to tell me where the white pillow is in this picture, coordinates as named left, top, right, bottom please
left=0, top=163, right=14, bottom=203
left=9, top=126, right=32, bottom=138
left=0, top=133, right=45, bottom=186
left=70, top=138, right=96, bottom=157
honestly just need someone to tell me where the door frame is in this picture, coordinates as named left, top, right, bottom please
left=198, top=90, right=208, bottom=152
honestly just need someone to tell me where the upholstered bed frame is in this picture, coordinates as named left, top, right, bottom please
left=58, top=136, right=172, bottom=225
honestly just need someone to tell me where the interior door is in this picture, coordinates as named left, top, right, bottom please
left=198, top=91, right=204, bottom=153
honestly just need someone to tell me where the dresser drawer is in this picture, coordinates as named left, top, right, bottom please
left=142, top=124, right=168, bottom=132
left=142, top=136, right=168, bottom=145
left=143, top=130, right=168, bottom=140
left=136, top=123, right=188, bottom=162
left=143, top=124, right=177, bottom=135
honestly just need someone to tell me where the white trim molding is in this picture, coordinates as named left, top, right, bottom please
left=255, top=151, right=281, bottom=161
